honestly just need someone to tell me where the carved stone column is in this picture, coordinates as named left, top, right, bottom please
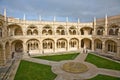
left=102, top=41, right=105, bottom=53
left=92, top=39, right=95, bottom=51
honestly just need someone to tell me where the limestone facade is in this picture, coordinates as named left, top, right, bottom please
left=0, top=14, right=120, bottom=65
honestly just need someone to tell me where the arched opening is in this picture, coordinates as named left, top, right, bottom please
left=81, top=38, right=92, bottom=50
left=42, top=39, right=54, bottom=53
left=97, top=30, right=101, bottom=35
left=12, top=40, right=23, bottom=53
left=56, top=30, right=60, bottom=35
left=15, top=42, right=23, bottom=52
left=69, top=38, right=79, bottom=51
left=33, top=29, right=38, bottom=35
left=96, top=27, right=104, bottom=35
left=94, top=39, right=102, bottom=52
left=61, top=30, right=65, bottom=35
left=7, top=24, right=23, bottom=36
left=27, top=25, right=38, bottom=35
left=56, top=25, right=65, bottom=35
left=80, top=27, right=93, bottom=35
left=27, top=39, right=40, bottom=54
left=57, top=38, right=67, bottom=52
left=105, top=40, right=117, bottom=54
left=27, top=30, right=32, bottom=35
left=109, top=24, right=119, bottom=36
left=42, top=30, right=47, bottom=35
left=109, top=29, right=114, bottom=35
left=14, top=27, right=23, bottom=35
left=73, top=30, right=76, bottom=35
left=69, top=26, right=77, bottom=35
left=42, top=25, right=53, bottom=35
left=48, top=30, right=52, bottom=35
left=81, top=29, right=84, bottom=35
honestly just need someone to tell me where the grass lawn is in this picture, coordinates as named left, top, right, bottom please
left=85, top=53, right=120, bottom=70
left=89, top=74, right=120, bottom=80
left=14, top=60, right=57, bottom=80
left=34, top=52, right=79, bottom=61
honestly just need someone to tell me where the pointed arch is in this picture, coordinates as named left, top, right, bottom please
left=12, top=40, right=23, bottom=52
left=69, top=26, right=77, bottom=35
left=105, top=40, right=117, bottom=53
left=27, top=29, right=32, bottom=35
left=81, top=38, right=92, bottom=49
left=42, top=38, right=54, bottom=53
left=69, top=38, right=79, bottom=50
left=56, top=25, right=65, bottom=35
left=14, top=27, right=23, bottom=35
left=33, top=29, right=38, bottom=35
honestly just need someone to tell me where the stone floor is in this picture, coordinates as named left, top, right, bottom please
left=1, top=52, right=120, bottom=80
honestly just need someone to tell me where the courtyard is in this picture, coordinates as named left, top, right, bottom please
left=13, top=52, right=120, bottom=80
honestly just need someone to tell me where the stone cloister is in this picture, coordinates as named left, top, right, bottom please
left=0, top=14, right=120, bottom=65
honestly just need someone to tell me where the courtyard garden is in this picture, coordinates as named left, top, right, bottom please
left=34, top=52, right=79, bottom=61
left=14, top=60, right=57, bottom=80
left=14, top=53, right=120, bottom=80
left=85, top=53, right=120, bottom=70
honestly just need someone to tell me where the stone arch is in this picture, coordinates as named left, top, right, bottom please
left=27, top=25, right=38, bottom=35
left=80, top=27, right=93, bottom=35
left=108, top=24, right=119, bottom=35
left=69, top=38, right=79, bottom=51
left=81, top=38, right=92, bottom=49
left=42, top=30, right=47, bottom=35
left=57, top=38, right=68, bottom=52
left=56, top=25, right=65, bottom=35
left=42, top=25, right=53, bottom=35
left=105, top=40, right=117, bottom=54
left=27, top=39, right=40, bottom=54
left=96, top=26, right=104, bottom=35
left=33, top=29, right=38, bottom=35
left=7, top=24, right=23, bottom=36
left=69, top=26, right=77, bottom=35
left=14, top=27, right=23, bottom=35
left=94, top=39, right=102, bottom=52
left=27, top=29, right=32, bottom=35
left=42, top=38, right=54, bottom=53
left=11, top=40, right=23, bottom=53
left=48, top=30, right=52, bottom=35
left=109, top=29, right=114, bottom=35
left=80, top=29, right=84, bottom=35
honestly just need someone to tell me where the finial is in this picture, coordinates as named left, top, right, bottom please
left=39, top=15, right=41, bottom=21
left=53, top=16, right=56, bottom=22
left=66, top=17, right=68, bottom=22
left=4, top=8, right=6, bottom=21
left=94, top=17, right=96, bottom=22
left=78, top=18, right=80, bottom=23
left=105, top=13, right=108, bottom=25
left=93, top=17, right=96, bottom=27
left=23, top=14, right=26, bottom=20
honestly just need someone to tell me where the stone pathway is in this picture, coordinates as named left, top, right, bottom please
left=22, top=53, right=120, bottom=80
